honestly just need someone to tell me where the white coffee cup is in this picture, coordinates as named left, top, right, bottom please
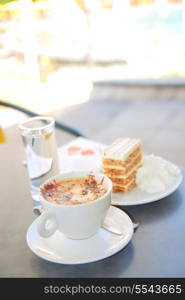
left=37, top=171, right=112, bottom=239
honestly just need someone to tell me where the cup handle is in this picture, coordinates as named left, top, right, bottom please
left=37, top=211, right=58, bottom=238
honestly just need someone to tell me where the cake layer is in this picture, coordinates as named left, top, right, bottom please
left=102, top=147, right=141, bottom=168
left=103, top=153, right=142, bottom=176
left=103, top=137, right=141, bottom=160
left=107, top=170, right=136, bottom=185
left=113, top=180, right=136, bottom=192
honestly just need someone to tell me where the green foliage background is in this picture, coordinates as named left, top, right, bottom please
left=0, top=0, right=16, bottom=4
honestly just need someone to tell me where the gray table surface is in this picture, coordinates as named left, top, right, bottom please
left=0, top=125, right=185, bottom=278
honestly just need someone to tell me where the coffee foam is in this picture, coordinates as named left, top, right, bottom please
left=41, top=174, right=108, bottom=205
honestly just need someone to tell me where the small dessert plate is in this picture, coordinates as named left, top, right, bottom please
left=27, top=206, right=133, bottom=264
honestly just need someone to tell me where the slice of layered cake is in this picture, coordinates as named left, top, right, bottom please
left=102, top=138, right=142, bottom=192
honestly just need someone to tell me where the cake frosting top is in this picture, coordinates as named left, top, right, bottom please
left=103, top=138, right=141, bottom=160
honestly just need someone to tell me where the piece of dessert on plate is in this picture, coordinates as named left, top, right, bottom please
left=102, top=137, right=143, bottom=192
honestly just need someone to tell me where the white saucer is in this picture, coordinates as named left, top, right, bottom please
left=112, top=164, right=182, bottom=206
left=27, top=206, right=133, bottom=264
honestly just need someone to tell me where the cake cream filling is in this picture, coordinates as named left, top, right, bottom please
left=104, top=161, right=142, bottom=179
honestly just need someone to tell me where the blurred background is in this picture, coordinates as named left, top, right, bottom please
left=0, top=0, right=185, bottom=110
left=0, top=0, right=185, bottom=166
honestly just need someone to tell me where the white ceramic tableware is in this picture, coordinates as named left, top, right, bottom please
left=27, top=206, right=134, bottom=264
left=37, top=171, right=112, bottom=240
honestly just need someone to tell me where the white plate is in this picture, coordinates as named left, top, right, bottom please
left=112, top=164, right=183, bottom=206
left=27, top=206, right=133, bottom=265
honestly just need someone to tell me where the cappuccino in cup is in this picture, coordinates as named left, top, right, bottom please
left=37, top=171, right=112, bottom=239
